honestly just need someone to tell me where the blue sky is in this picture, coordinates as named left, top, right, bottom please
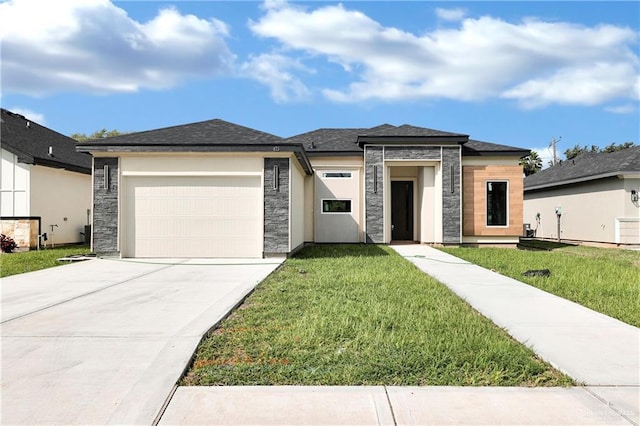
left=1, top=1, right=638, bottom=164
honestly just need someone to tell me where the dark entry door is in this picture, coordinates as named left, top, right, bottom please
left=391, top=181, right=414, bottom=241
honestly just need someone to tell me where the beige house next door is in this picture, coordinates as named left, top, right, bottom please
left=314, top=170, right=360, bottom=243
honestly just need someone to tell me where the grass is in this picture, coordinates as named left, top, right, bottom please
left=182, top=244, right=572, bottom=387
left=441, top=244, right=640, bottom=328
left=0, top=245, right=91, bottom=277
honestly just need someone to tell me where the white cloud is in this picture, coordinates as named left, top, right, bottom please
left=249, top=2, right=639, bottom=108
left=605, top=104, right=637, bottom=114
left=435, top=8, right=466, bottom=22
left=0, top=0, right=235, bottom=95
left=529, top=146, right=556, bottom=169
left=8, top=107, right=45, bottom=124
left=241, top=53, right=312, bottom=103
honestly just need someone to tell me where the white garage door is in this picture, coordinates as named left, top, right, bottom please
left=124, top=176, right=263, bottom=258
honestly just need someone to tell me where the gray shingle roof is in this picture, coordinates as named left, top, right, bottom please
left=77, top=117, right=527, bottom=160
left=363, top=124, right=467, bottom=138
left=464, top=139, right=530, bottom=157
left=79, top=118, right=283, bottom=147
left=284, top=125, right=395, bottom=154
left=1, top=108, right=91, bottom=174
left=524, top=146, right=640, bottom=190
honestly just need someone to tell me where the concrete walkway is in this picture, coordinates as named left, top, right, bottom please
left=161, top=245, right=639, bottom=425
left=391, top=244, right=639, bottom=387
left=1, top=258, right=282, bottom=425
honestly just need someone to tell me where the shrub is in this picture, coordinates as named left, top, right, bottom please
left=1, top=234, right=18, bottom=253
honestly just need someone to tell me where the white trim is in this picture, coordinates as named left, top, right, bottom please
left=320, top=198, right=353, bottom=214
left=486, top=180, right=510, bottom=228
left=462, top=235, right=520, bottom=244
left=458, top=145, right=463, bottom=243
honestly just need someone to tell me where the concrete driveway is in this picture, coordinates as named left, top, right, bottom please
left=1, top=257, right=282, bottom=425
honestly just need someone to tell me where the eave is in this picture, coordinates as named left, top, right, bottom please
left=524, top=171, right=640, bottom=192
left=77, top=143, right=314, bottom=175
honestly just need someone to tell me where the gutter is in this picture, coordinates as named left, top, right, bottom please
left=77, top=143, right=314, bottom=176
left=357, top=135, right=469, bottom=147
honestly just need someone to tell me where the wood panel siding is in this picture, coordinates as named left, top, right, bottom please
left=463, top=166, right=523, bottom=236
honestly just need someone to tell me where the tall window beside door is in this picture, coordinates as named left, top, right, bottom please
left=486, top=181, right=508, bottom=226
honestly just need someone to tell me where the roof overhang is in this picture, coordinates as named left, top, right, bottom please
left=357, top=135, right=468, bottom=147
left=305, top=150, right=363, bottom=157
left=525, top=171, right=640, bottom=192
left=463, top=149, right=530, bottom=158
left=3, top=144, right=91, bottom=174
left=77, top=143, right=314, bottom=175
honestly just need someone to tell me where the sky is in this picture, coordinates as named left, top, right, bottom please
left=1, top=0, right=638, bottom=165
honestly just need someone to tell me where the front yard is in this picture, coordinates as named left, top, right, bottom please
left=442, top=244, right=640, bottom=327
left=182, top=245, right=572, bottom=387
left=0, top=245, right=91, bottom=278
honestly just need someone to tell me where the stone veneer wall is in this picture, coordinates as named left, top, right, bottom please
left=384, top=146, right=441, bottom=160
left=263, top=158, right=290, bottom=255
left=442, top=147, right=461, bottom=244
left=93, top=158, right=119, bottom=255
left=0, top=218, right=39, bottom=249
left=364, top=146, right=384, bottom=243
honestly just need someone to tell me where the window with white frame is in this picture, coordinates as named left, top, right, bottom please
left=486, top=181, right=508, bottom=226
left=322, top=199, right=352, bottom=213
left=321, top=171, right=352, bottom=179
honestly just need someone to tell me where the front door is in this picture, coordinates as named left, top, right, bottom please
left=391, top=181, right=414, bottom=241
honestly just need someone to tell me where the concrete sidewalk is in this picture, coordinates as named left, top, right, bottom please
left=160, top=386, right=638, bottom=425
left=160, top=245, right=639, bottom=425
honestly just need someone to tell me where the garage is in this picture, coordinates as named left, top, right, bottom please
left=123, top=176, right=263, bottom=258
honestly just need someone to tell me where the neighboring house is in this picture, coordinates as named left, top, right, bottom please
left=524, top=147, right=640, bottom=245
left=77, top=118, right=529, bottom=258
left=1, top=108, right=92, bottom=248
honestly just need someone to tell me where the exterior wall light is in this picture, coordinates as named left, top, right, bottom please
left=632, top=189, right=639, bottom=203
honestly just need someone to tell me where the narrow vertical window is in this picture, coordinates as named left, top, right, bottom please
left=373, top=165, right=378, bottom=193
left=273, top=165, right=279, bottom=190
left=486, top=181, right=508, bottom=226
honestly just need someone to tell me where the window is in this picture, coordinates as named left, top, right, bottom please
left=486, top=181, right=508, bottom=226
left=322, top=172, right=352, bottom=178
left=322, top=199, right=352, bottom=213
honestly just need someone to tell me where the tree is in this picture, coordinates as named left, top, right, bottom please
left=602, top=141, right=635, bottom=153
left=520, top=150, right=543, bottom=176
left=563, top=142, right=635, bottom=160
left=71, top=128, right=128, bottom=142
left=563, top=144, right=599, bottom=160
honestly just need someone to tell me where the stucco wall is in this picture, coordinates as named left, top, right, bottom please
left=463, top=165, right=524, bottom=238
left=29, top=165, right=91, bottom=246
left=524, top=177, right=637, bottom=244
left=307, top=156, right=364, bottom=243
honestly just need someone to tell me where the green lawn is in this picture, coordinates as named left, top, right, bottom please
left=0, top=245, right=91, bottom=278
left=182, top=245, right=572, bottom=387
left=441, top=244, right=640, bottom=327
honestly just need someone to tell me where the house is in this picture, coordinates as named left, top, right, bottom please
left=524, top=147, right=640, bottom=245
left=77, top=118, right=529, bottom=258
left=1, top=109, right=93, bottom=248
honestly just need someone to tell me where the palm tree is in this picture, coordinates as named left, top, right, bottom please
left=520, top=151, right=543, bottom=176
